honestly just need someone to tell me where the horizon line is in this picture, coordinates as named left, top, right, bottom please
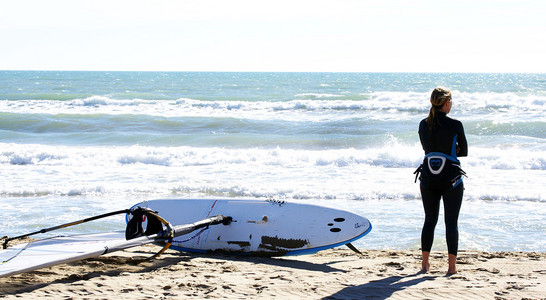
left=2, top=69, right=545, bottom=74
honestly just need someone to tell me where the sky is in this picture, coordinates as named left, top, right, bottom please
left=1, top=0, right=545, bottom=72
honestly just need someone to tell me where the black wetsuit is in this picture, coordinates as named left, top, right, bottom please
left=418, top=111, right=467, bottom=256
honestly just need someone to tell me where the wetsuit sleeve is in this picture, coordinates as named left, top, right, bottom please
left=418, top=119, right=432, bottom=153
left=456, top=121, right=468, bottom=157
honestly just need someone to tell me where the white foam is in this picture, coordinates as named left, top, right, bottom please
left=1, top=91, right=543, bottom=123
left=1, top=142, right=543, bottom=202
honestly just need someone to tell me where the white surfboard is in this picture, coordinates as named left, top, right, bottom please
left=128, top=199, right=372, bottom=256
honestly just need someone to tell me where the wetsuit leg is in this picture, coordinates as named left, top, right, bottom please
left=420, top=184, right=442, bottom=253
left=442, top=183, right=464, bottom=256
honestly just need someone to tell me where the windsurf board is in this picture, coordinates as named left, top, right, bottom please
left=128, top=199, right=372, bottom=256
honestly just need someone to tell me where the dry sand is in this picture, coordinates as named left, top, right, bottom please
left=1, top=244, right=545, bottom=299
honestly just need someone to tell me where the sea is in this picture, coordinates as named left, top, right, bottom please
left=1, top=71, right=544, bottom=252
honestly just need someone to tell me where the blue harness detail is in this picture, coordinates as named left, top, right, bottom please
left=414, top=135, right=466, bottom=190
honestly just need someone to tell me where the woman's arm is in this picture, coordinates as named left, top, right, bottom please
left=456, top=121, right=468, bottom=157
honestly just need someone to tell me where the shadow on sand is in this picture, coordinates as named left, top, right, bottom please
left=323, top=273, right=436, bottom=300
left=212, top=252, right=347, bottom=273
left=1, top=250, right=347, bottom=296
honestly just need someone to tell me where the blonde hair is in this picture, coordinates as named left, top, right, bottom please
left=426, top=87, right=452, bottom=130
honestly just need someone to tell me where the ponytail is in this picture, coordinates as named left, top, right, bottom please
left=426, top=87, right=451, bottom=130
left=426, top=107, right=437, bottom=130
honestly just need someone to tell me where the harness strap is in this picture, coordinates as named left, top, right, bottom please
left=413, top=165, right=422, bottom=183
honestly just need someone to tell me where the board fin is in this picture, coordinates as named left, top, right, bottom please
left=346, top=243, right=364, bottom=256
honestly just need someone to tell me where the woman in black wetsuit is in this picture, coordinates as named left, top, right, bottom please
left=418, top=87, right=468, bottom=275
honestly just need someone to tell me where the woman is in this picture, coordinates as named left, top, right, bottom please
left=418, top=87, right=467, bottom=275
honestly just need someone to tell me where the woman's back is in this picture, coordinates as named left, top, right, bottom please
left=419, top=111, right=468, bottom=157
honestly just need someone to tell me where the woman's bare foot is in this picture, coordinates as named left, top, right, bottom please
left=420, top=263, right=430, bottom=273
left=447, top=254, right=457, bottom=275
left=420, top=251, right=430, bottom=273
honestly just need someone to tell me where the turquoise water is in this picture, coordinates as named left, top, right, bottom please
left=1, top=71, right=544, bottom=251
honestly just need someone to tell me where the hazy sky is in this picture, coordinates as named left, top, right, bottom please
left=1, top=0, right=545, bottom=72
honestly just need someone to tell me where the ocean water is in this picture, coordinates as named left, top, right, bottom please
left=1, top=71, right=544, bottom=252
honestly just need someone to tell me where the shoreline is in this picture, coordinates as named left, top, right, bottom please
left=1, top=245, right=544, bottom=299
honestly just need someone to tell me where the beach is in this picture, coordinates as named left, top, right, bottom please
left=1, top=244, right=544, bottom=299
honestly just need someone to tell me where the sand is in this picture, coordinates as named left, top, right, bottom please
left=1, top=244, right=545, bottom=299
